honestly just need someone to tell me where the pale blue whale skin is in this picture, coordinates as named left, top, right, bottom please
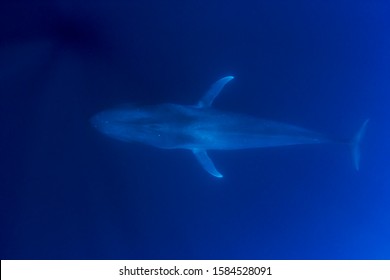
left=91, top=104, right=328, bottom=149
left=91, top=76, right=368, bottom=178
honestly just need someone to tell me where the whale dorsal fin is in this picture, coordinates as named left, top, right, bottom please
left=192, top=149, right=223, bottom=178
left=197, top=76, right=234, bottom=108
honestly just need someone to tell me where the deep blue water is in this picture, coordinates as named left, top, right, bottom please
left=1, top=0, right=389, bottom=259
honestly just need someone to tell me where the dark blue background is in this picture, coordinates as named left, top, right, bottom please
left=1, top=0, right=389, bottom=259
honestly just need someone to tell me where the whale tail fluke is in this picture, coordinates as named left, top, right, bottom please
left=351, top=119, right=369, bottom=171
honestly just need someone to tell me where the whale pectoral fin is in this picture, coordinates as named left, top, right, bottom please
left=192, top=149, right=223, bottom=178
left=197, top=76, right=234, bottom=108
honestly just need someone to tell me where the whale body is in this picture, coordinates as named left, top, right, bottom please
left=91, top=76, right=368, bottom=177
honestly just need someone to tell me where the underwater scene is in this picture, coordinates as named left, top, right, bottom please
left=0, top=0, right=389, bottom=259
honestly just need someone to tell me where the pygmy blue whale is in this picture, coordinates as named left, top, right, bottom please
left=91, top=76, right=368, bottom=177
